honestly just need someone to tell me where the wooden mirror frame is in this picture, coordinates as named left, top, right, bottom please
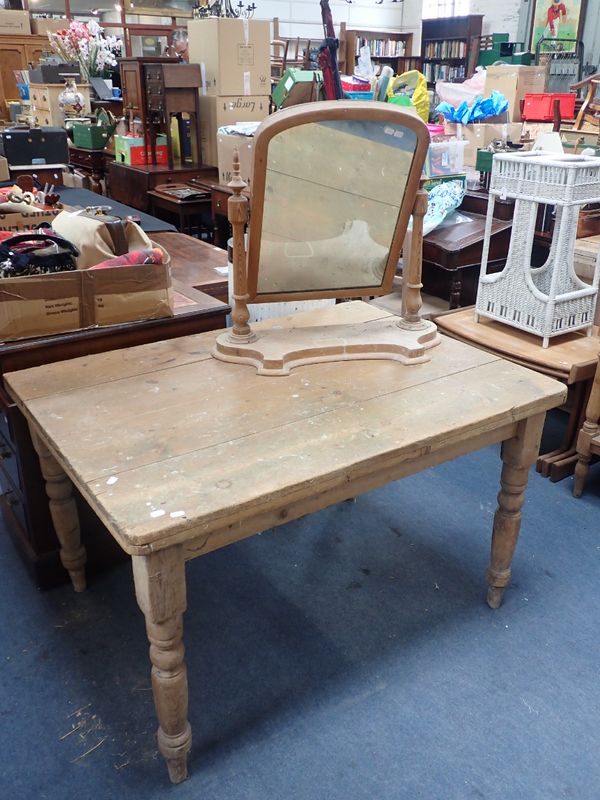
left=245, top=100, right=430, bottom=303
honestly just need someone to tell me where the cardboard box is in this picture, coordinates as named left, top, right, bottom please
left=188, top=18, right=271, bottom=97
left=114, top=134, right=167, bottom=166
left=199, top=94, right=270, bottom=166
left=444, top=122, right=524, bottom=167
left=31, top=18, right=67, bottom=35
left=0, top=208, right=62, bottom=233
left=217, top=131, right=254, bottom=187
left=0, top=157, right=9, bottom=183
left=0, top=10, right=31, bottom=36
left=485, top=65, right=548, bottom=122
left=0, top=261, right=173, bottom=343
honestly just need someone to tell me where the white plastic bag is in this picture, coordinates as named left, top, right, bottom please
left=436, top=69, right=487, bottom=109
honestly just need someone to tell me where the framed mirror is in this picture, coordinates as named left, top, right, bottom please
left=213, top=101, right=440, bottom=375
left=246, top=102, right=429, bottom=302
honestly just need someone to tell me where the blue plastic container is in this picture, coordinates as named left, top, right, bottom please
left=17, top=84, right=29, bottom=101
left=345, top=91, right=374, bottom=100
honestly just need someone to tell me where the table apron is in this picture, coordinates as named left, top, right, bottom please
left=181, top=418, right=521, bottom=562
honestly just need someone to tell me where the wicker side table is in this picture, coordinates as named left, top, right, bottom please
left=476, top=151, right=600, bottom=347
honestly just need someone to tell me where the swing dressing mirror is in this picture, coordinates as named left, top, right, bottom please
left=213, top=101, right=441, bottom=375
left=246, top=103, right=428, bottom=301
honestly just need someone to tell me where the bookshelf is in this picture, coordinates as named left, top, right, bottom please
left=421, top=15, right=483, bottom=87
left=342, top=29, right=418, bottom=76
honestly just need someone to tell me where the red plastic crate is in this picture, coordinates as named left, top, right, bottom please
left=522, top=93, right=576, bottom=121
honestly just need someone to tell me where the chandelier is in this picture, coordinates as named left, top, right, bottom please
left=192, top=0, right=257, bottom=18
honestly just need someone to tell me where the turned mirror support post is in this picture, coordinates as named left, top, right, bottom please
left=227, top=149, right=257, bottom=344
left=398, top=187, right=429, bottom=331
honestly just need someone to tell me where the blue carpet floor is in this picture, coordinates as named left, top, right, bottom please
left=1, top=416, right=599, bottom=800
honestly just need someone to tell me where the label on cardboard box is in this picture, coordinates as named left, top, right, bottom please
left=238, top=45, right=254, bottom=66
left=0, top=262, right=173, bottom=342
left=199, top=94, right=269, bottom=166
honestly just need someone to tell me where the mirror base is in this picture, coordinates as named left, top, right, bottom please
left=212, top=317, right=441, bottom=376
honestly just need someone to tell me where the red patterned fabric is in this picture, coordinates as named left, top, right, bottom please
left=89, top=248, right=165, bottom=270
left=0, top=230, right=35, bottom=243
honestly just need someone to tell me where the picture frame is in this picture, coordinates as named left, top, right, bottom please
left=530, top=0, right=587, bottom=52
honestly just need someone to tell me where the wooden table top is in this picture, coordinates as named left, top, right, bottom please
left=152, top=231, right=228, bottom=301
left=5, top=302, right=565, bottom=556
left=435, top=307, right=600, bottom=383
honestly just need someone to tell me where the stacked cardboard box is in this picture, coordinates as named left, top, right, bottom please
left=187, top=18, right=271, bottom=167
left=485, top=65, right=548, bottom=123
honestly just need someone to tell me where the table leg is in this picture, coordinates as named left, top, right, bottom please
left=28, top=424, right=87, bottom=592
left=132, top=547, right=191, bottom=784
left=449, top=274, right=462, bottom=309
left=486, top=412, right=546, bottom=609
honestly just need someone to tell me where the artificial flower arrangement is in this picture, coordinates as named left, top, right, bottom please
left=48, top=20, right=123, bottom=82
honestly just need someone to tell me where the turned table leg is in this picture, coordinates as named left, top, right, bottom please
left=486, top=413, right=546, bottom=609
left=573, top=355, right=600, bottom=497
left=132, top=547, right=191, bottom=784
left=28, top=424, right=87, bottom=592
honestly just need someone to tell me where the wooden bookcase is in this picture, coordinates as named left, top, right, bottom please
left=342, top=28, right=418, bottom=76
left=421, top=15, right=483, bottom=87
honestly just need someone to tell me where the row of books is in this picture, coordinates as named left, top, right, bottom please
left=354, top=38, right=407, bottom=58
left=423, top=62, right=466, bottom=84
left=423, top=39, right=467, bottom=60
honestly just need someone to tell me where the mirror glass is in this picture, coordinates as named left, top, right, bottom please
left=255, top=118, right=417, bottom=295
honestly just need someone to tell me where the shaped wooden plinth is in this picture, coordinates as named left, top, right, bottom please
left=212, top=317, right=441, bottom=376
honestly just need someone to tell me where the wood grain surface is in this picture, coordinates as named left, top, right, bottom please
left=6, top=303, right=566, bottom=555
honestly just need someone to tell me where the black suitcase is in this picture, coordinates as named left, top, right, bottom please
left=0, top=127, right=69, bottom=167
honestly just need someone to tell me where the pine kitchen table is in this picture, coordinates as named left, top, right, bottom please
left=3, top=301, right=566, bottom=784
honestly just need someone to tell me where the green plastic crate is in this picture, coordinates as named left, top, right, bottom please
left=72, top=124, right=114, bottom=150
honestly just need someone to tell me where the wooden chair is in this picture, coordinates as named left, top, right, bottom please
left=213, top=101, right=441, bottom=374
left=571, top=73, right=600, bottom=134
left=285, top=37, right=312, bottom=69
left=271, top=39, right=288, bottom=81
left=573, top=354, right=600, bottom=496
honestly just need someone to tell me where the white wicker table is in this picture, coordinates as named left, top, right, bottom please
left=476, top=151, right=600, bottom=346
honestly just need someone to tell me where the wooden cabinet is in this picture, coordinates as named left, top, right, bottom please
left=119, top=56, right=177, bottom=131
left=421, top=15, right=483, bottom=87
left=0, top=35, right=49, bottom=120
left=144, top=62, right=202, bottom=168
left=108, top=161, right=216, bottom=211
left=30, top=83, right=92, bottom=127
